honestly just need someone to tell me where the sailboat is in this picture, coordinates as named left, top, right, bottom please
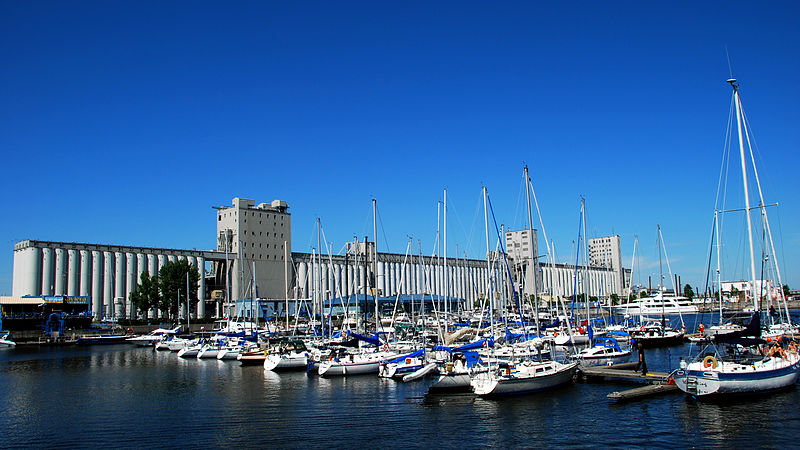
left=469, top=185, right=579, bottom=397
left=673, top=78, right=800, bottom=398
left=629, top=225, right=686, bottom=348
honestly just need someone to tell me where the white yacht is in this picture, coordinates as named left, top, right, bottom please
left=612, top=291, right=698, bottom=316
left=125, top=326, right=181, bottom=347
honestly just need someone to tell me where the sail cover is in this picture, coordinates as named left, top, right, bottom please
left=713, top=312, right=761, bottom=343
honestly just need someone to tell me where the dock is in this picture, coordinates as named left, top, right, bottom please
left=607, top=383, right=679, bottom=401
left=577, top=363, right=680, bottom=402
left=578, top=366, right=670, bottom=383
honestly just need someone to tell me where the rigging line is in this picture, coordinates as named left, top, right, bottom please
left=717, top=95, right=736, bottom=234
left=527, top=172, right=553, bottom=263
left=486, top=194, right=525, bottom=327
left=464, top=189, right=483, bottom=259
left=447, top=194, right=476, bottom=257
left=725, top=46, right=734, bottom=80
left=702, top=213, right=717, bottom=309
left=511, top=170, right=526, bottom=231
left=373, top=203, right=391, bottom=253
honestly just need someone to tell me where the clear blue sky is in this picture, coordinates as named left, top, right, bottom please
left=2, top=1, right=799, bottom=295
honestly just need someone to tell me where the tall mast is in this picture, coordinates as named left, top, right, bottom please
left=317, top=218, right=323, bottom=336
left=581, top=198, right=589, bottom=325
left=729, top=79, right=758, bottom=308
left=443, top=189, right=448, bottom=318
left=524, top=166, right=540, bottom=334
left=373, top=199, right=379, bottom=327
left=284, top=239, right=289, bottom=332
left=483, top=186, right=493, bottom=336
left=715, top=211, right=723, bottom=325
left=658, top=224, right=666, bottom=335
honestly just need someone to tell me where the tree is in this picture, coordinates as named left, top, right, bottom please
left=130, top=272, right=161, bottom=318
left=784, top=284, right=791, bottom=298
left=610, top=293, right=620, bottom=305
left=730, top=286, right=739, bottom=299
left=683, top=284, right=694, bottom=299
left=158, top=260, right=201, bottom=320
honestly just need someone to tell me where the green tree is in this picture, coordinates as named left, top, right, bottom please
left=730, top=286, right=739, bottom=299
left=610, top=293, right=620, bottom=305
left=130, top=272, right=161, bottom=318
left=158, top=260, right=201, bottom=320
left=683, top=284, right=694, bottom=299
left=784, top=284, right=791, bottom=298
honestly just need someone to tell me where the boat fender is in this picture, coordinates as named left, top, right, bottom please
left=702, top=355, right=718, bottom=369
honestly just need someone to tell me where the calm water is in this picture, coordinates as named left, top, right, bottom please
left=2, top=315, right=799, bottom=449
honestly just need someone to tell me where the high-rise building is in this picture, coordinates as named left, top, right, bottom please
left=215, top=198, right=291, bottom=301
left=587, top=235, right=623, bottom=296
left=505, top=229, right=540, bottom=298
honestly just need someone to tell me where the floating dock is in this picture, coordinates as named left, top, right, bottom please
left=578, top=366, right=670, bottom=383
left=577, top=363, right=680, bottom=402
left=607, top=383, right=679, bottom=401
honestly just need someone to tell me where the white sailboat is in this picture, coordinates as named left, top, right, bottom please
left=471, top=359, right=578, bottom=397
left=0, top=331, right=16, bottom=347
left=673, top=78, right=800, bottom=398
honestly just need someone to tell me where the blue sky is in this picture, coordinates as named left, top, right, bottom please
left=1, top=1, right=799, bottom=295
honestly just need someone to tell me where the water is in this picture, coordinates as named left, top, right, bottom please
left=2, top=319, right=800, bottom=448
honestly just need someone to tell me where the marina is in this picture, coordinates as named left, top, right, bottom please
left=2, top=3, right=799, bottom=448
left=1, top=335, right=799, bottom=448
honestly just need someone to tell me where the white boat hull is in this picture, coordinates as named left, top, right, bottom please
left=317, top=351, right=397, bottom=377
left=264, top=353, right=308, bottom=371
left=471, top=362, right=578, bottom=397
left=674, top=356, right=800, bottom=397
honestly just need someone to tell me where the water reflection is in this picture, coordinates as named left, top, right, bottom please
left=1, top=341, right=799, bottom=448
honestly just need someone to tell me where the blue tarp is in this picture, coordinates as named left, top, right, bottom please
left=453, top=337, right=494, bottom=352
left=385, top=349, right=425, bottom=364
left=347, top=330, right=382, bottom=346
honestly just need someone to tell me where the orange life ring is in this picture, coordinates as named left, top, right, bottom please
left=383, top=343, right=389, bottom=351
left=702, top=355, right=718, bottom=369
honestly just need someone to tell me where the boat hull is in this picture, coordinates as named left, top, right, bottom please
left=472, top=362, right=578, bottom=397
left=674, top=359, right=800, bottom=398
left=264, top=353, right=308, bottom=371
left=428, top=373, right=473, bottom=392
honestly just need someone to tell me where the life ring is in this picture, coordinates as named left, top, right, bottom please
left=577, top=326, right=584, bottom=334
left=702, top=355, right=718, bottom=369
left=383, top=343, right=389, bottom=351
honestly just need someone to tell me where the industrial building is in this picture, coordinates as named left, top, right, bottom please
left=9, top=197, right=627, bottom=320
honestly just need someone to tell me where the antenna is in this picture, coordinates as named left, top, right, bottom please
left=725, top=45, right=734, bottom=80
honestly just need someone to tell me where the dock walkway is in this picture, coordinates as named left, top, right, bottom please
left=577, top=364, right=680, bottom=401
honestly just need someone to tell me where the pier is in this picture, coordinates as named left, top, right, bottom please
left=577, top=363, right=680, bottom=402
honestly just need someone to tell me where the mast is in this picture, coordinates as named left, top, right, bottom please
left=483, top=187, right=493, bottom=337
left=252, top=261, right=256, bottom=332
left=284, top=240, right=289, bottom=332
left=715, top=211, right=723, bottom=325
left=658, top=224, right=665, bottom=335
left=581, top=198, right=590, bottom=328
left=524, top=166, right=541, bottom=334
left=363, top=235, right=369, bottom=333
left=373, top=199, right=379, bottom=326
left=186, top=270, right=190, bottom=331
left=729, top=79, right=758, bottom=308
left=443, top=189, right=448, bottom=319
left=316, top=218, right=323, bottom=337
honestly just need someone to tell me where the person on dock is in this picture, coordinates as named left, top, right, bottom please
left=635, top=342, right=647, bottom=375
